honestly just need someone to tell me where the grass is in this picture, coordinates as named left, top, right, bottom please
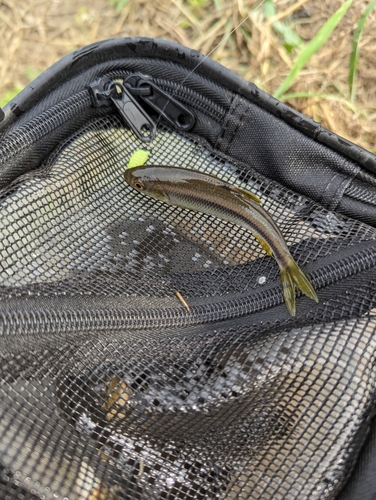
left=0, top=0, right=375, bottom=152
left=349, top=0, right=376, bottom=101
left=0, top=65, right=40, bottom=107
left=0, top=85, right=24, bottom=108
left=263, top=0, right=303, bottom=52
left=109, top=0, right=130, bottom=12
left=273, top=0, right=354, bottom=99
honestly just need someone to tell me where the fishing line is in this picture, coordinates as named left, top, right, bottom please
left=152, top=0, right=266, bottom=134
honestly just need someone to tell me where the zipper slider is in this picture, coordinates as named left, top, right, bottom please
left=89, top=77, right=156, bottom=142
left=134, top=77, right=195, bottom=132
left=89, top=75, right=195, bottom=141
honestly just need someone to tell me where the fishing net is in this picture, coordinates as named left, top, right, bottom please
left=1, top=38, right=376, bottom=500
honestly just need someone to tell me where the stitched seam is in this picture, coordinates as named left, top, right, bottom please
left=215, top=93, right=237, bottom=151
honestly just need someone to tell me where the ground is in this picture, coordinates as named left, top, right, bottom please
left=0, top=0, right=375, bottom=152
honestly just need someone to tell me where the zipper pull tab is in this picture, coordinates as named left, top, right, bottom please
left=108, top=82, right=156, bottom=142
left=135, top=77, right=195, bottom=132
left=89, top=77, right=156, bottom=142
left=89, top=75, right=195, bottom=139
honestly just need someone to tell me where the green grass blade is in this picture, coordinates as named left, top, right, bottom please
left=110, top=0, right=130, bottom=12
left=349, top=0, right=376, bottom=101
left=0, top=85, right=24, bottom=108
left=272, top=20, right=303, bottom=51
left=263, top=0, right=275, bottom=18
left=263, top=0, right=302, bottom=51
left=273, top=0, right=354, bottom=100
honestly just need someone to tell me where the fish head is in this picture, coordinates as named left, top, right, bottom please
left=124, top=166, right=169, bottom=202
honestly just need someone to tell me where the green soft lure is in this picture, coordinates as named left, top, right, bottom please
left=124, top=165, right=318, bottom=316
left=127, top=149, right=150, bottom=169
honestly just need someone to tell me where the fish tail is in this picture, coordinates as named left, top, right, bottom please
left=280, top=267, right=296, bottom=316
left=280, top=259, right=318, bottom=316
left=288, top=260, right=318, bottom=303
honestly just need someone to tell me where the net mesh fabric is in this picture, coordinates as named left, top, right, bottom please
left=1, top=115, right=376, bottom=499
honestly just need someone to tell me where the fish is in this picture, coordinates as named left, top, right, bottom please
left=123, top=165, right=318, bottom=316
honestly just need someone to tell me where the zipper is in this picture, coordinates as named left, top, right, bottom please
left=151, top=78, right=226, bottom=122
left=2, top=244, right=376, bottom=335
left=88, top=74, right=195, bottom=142
left=0, top=73, right=198, bottom=166
left=128, top=74, right=196, bottom=132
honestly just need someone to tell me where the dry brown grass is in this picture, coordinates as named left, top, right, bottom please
left=0, top=0, right=375, bottom=152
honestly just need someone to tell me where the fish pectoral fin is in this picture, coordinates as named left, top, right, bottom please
left=227, top=185, right=262, bottom=205
left=254, top=234, right=273, bottom=257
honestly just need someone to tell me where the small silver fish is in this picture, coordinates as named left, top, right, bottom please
left=124, top=165, right=318, bottom=315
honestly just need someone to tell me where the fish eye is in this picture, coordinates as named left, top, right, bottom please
left=134, top=181, right=144, bottom=190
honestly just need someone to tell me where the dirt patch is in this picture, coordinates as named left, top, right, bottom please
left=0, top=0, right=375, bottom=152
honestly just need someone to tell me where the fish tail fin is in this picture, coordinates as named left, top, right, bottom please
left=281, top=259, right=318, bottom=315
left=288, top=260, right=318, bottom=303
left=280, top=267, right=296, bottom=316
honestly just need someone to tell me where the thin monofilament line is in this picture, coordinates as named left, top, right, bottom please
left=153, top=0, right=266, bottom=132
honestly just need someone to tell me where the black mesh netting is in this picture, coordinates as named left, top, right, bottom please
left=1, top=113, right=376, bottom=499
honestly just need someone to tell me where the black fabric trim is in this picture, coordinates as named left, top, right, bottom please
left=1, top=37, right=375, bottom=174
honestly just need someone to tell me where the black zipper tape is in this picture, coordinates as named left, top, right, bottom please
left=2, top=242, right=376, bottom=336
